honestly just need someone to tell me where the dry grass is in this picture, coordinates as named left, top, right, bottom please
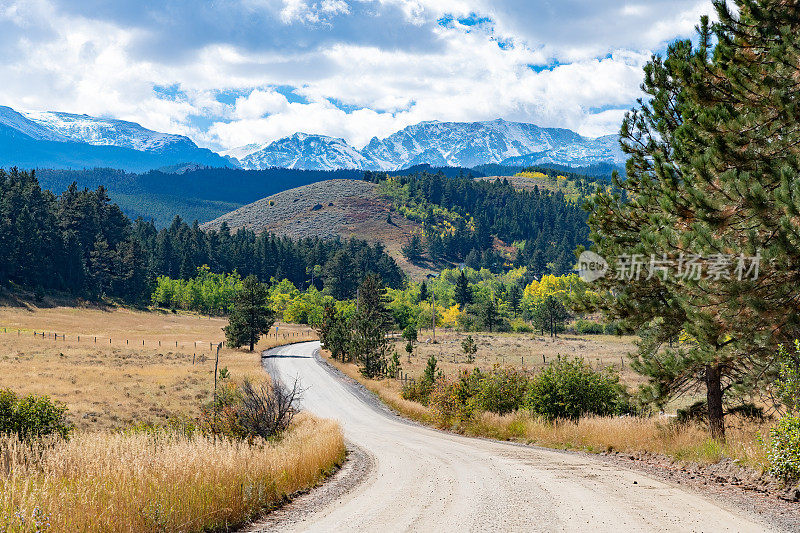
left=0, top=305, right=317, bottom=430
left=323, top=351, right=769, bottom=469
left=394, top=329, right=643, bottom=386
left=0, top=412, right=345, bottom=532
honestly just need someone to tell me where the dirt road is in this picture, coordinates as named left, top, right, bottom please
left=261, top=341, right=772, bottom=532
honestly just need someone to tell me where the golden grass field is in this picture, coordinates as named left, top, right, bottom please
left=0, top=303, right=347, bottom=532
left=0, top=412, right=345, bottom=532
left=0, top=304, right=317, bottom=430
left=323, top=350, right=770, bottom=470
left=393, top=328, right=644, bottom=386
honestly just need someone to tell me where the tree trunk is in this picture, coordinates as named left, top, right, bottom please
left=705, top=363, right=725, bottom=440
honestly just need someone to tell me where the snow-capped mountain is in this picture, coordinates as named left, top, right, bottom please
left=232, top=119, right=624, bottom=171
left=239, top=132, right=373, bottom=171
left=20, top=110, right=198, bottom=153
left=0, top=105, right=234, bottom=172
left=1, top=103, right=623, bottom=173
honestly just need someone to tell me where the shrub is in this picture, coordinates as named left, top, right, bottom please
left=0, top=389, right=71, bottom=440
left=765, top=415, right=800, bottom=481
left=575, top=319, right=605, bottom=335
left=428, top=375, right=460, bottom=425
left=201, top=378, right=299, bottom=441
left=511, top=319, right=533, bottom=333
left=401, top=379, right=432, bottom=404
left=468, top=366, right=529, bottom=415
left=524, top=358, right=625, bottom=421
left=604, top=322, right=621, bottom=335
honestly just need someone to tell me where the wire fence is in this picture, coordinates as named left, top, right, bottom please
left=0, top=326, right=319, bottom=359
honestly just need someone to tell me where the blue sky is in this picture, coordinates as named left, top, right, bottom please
left=0, top=0, right=714, bottom=151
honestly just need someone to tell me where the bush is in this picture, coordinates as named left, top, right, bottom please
left=766, top=415, right=800, bottom=481
left=200, top=378, right=299, bottom=441
left=604, top=322, right=621, bottom=335
left=511, top=319, right=533, bottom=333
left=401, top=379, right=433, bottom=405
left=574, top=319, right=605, bottom=335
left=524, top=358, right=625, bottom=421
left=468, top=367, right=529, bottom=415
left=0, top=389, right=72, bottom=440
left=428, top=375, right=461, bottom=425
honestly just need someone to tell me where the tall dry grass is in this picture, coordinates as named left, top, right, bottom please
left=0, top=413, right=344, bottom=532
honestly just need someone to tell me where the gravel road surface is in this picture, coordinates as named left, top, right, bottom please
left=259, top=341, right=773, bottom=532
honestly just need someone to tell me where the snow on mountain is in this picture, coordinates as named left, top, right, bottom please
left=0, top=105, right=235, bottom=171
left=239, top=119, right=624, bottom=171
left=0, top=106, right=67, bottom=141
left=20, top=110, right=197, bottom=153
left=222, top=143, right=263, bottom=162
left=239, top=132, right=373, bottom=171
left=360, top=119, right=623, bottom=171
left=0, top=103, right=623, bottom=173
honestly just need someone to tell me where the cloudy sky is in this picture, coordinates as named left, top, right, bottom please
left=0, top=0, right=714, bottom=151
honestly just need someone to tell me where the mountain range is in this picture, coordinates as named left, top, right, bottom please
left=0, top=106, right=233, bottom=172
left=228, top=119, right=625, bottom=171
left=0, top=105, right=624, bottom=172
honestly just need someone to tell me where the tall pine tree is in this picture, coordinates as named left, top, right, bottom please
left=587, top=1, right=800, bottom=439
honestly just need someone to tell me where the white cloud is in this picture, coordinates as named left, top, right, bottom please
left=0, top=0, right=716, bottom=151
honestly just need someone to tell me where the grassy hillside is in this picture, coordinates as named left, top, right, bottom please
left=203, top=179, right=439, bottom=279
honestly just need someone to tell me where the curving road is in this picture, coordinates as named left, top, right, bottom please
left=261, top=341, right=772, bottom=532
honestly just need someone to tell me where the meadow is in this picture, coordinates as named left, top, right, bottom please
left=0, top=304, right=316, bottom=430
left=0, top=302, right=344, bottom=532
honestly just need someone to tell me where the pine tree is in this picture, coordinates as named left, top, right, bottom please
left=402, top=233, right=423, bottom=261
left=531, top=295, right=569, bottom=338
left=454, top=271, right=472, bottom=309
left=586, top=1, right=800, bottom=439
left=418, top=281, right=428, bottom=304
left=224, top=275, right=275, bottom=352
left=350, top=275, right=392, bottom=377
left=478, top=296, right=498, bottom=332
left=461, top=334, right=477, bottom=363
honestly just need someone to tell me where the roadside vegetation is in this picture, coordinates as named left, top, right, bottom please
left=0, top=412, right=344, bottom=532
left=0, top=300, right=343, bottom=531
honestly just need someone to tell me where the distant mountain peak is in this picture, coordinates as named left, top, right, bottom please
left=231, top=119, right=624, bottom=172
left=0, top=104, right=235, bottom=172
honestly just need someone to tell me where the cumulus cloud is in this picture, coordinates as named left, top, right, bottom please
left=0, top=0, right=718, bottom=151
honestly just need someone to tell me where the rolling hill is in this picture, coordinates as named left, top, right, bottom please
left=202, top=179, right=436, bottom=278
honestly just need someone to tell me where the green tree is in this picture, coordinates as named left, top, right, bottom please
left=402, top=324, right=418, bottom=344
left=531, top=295, right=569, bottom=338
left=477, top=296, right=498, bottom=332
left=402, top=233, right=424, bottom=261
left=586, top=2, right=800, bottom=439
left=422, top=354, right=438, bottom=388
left=454, top=271, right=472, bottom=309
left=418, top=281, right=428, bottom=304
left=350, top=275, right=392, bottom=377
left=405, top=340, right=414, bottom=362
left=461, top=334, right=477, bottom=363
left=507, top=283, right=523, bottom=318
left=224, top=275, right=275, bottom=351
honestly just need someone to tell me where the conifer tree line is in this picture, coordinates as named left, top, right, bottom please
left=365, top=171, right=590, bottom=274
left=0, top=168, right=404, bottom=302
